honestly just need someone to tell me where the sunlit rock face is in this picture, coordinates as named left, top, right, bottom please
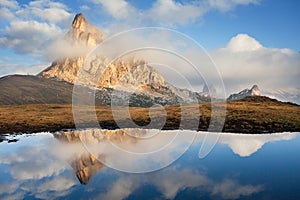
left=67, top=13, right=103, bottom=47
left=227, top=84, right=261, bottom=101
left=40, top=14, right=167, bottom=92
left=39, top=14, right=207, bottom=105
left=40, top=13, right=104, bottom=84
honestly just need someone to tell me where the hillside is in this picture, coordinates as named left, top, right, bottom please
left=0, top=75, right=210, bottom=106
left=0, top=75, right=74, bottom=105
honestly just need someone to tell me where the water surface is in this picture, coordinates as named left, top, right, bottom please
left=0, top=130, right=300, bottom=199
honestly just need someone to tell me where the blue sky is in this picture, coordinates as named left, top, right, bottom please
left=67, top=0, right=300, bottom=50
left=0, top=0, right=299, bottom=101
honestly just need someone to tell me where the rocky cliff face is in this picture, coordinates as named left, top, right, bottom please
left=66, top=13, right=103, bottom=47
left=228, top=85, right=261, bottom=101
left=40, top=13, right=103, bottom=83
left=39, top=13, right=207, bottom=104
left=40, top=13, right=168, bottom=91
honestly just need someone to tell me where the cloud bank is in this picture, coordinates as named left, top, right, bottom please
left=210, top=34, right=300, bottom=101
left=0, top=0, right=73, bottom=56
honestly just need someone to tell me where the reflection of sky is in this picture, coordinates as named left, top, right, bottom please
left=0, top=131, right=300, bottom=199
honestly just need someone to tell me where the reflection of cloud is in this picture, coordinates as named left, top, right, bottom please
left=96, top=166, right=263, bottom=200
left=72, top=128, right=196, bottom=173
left=37, top=176, right=77, bottom=192
left=212, top=179, right=264, bottom=199
left=0, top=144, right=67, bottom=180
left=2, top=130, right=297, bottom=199
left=218, top=132, right=299, bottom=157
left=0, top=135, right=77, bottom=199
left=152, top=167, right=210, bottom=199
left=98, top=177, right=138, bottom=200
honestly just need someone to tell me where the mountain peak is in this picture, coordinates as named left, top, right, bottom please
left=39, top=14, right=204, bottom=105
left=228, top=84, right=261, bottom=101
left=66, top=13, right=103, bottom=47
left=72, top=13, right=87, bottom=29
left=40, top=13, right=104, bottom=82
left=251, top=84, right=259, bottom=90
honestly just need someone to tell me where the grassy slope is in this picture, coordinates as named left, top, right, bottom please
left=0, top=96, right=299, bottom=134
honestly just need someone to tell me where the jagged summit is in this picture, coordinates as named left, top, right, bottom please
left=250, top=84, right=260, bottom=96
left=200, top=84, right=216, bottom=98
left=40, top=13, right=104, bottom=83
left=72, top=13, right=86, bottom=27
left=228, top=84, right=261, bottom=101
left=67, top=13, right=103, bottom=47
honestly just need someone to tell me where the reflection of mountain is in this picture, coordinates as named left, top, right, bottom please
left=53, top=128, right=300, bottom=186
left=53, top=131, right=104, bottom=184
left=53, top=129, right=141, bottom=184
left=4, top=130, right=300, bottom=199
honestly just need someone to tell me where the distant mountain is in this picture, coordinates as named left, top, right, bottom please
left=227, top=85, right=261, bottom=101
left=200, top=84, right=217, bottom=98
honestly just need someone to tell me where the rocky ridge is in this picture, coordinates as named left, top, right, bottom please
left=39, top=13, right=208, bottom=105
left=227, top=85, right=261, bottom=101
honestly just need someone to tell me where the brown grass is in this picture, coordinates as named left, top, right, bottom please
left=0, top=97, right=299, bottom=134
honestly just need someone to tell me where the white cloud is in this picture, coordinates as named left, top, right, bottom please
left=0, top=7, right=16, bottom=20
left=80, top=5, right=90, bottom=11
left=98, top=178, right=137, bottom=200
left=208, top=34, right=300, bottom=100
left=0, top=146, right=67, bottom=180
left=152, top=167, right=210, bottom=199
left=218, top=132, right=298, bottom=157
left=0, top=136, right=77, bottom=200
left=16, top=0, right=72, bottom=25
left=0, top=20, right=64, bottom=54
left=95, top=166, right=263, bottom=200
left=208, top=0, right=260, bottom=12
left=226, top=33, right=263, bottom=52
left=92, top=0, right=259, bottom=27
left=0, top=0, right=72, bottom=56
left=0, top=0, right=19, bottom=9
left=212, top=179, right=263, bottom=199
left=145, top=0, right=205, bottom=26
left=92, top=0, right=135, bottom=19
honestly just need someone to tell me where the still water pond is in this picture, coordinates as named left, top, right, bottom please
left=0, top=129, right=300, bottom=200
